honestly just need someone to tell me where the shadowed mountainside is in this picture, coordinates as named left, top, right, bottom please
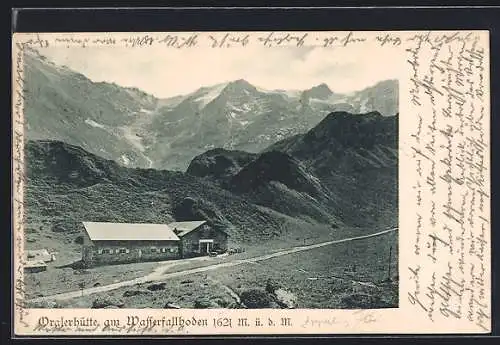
left=25, top=139, right=342, bottom=250
left=25, top=111, right=398, bottom=252
left=188, top=111, right=398, bottom=228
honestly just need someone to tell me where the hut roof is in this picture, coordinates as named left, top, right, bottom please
left=168, top=220, right=207, bottom=237
left=82, top=222, right=180, bottom=241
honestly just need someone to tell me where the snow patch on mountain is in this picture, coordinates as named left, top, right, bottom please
left=310, top=98, right=334, bottom=105
left=193, top=83, right=228, bottom=108
left=359, top=98, right=370, bottom=113
left=121, top=126, right=146, bottom=152
left=144, top=156, right=154, bottom=168
left=84, top=118, right=106, bottom=129
left=121, top=154, right=131, bottom=165
left=229, top=104, right=245, bottom=113
left=240, top=103, right=254, bottom=112
left=278, top=90, right=301, bottom=99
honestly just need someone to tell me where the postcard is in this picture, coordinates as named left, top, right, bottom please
left=12, top=30, right=490, bottom=335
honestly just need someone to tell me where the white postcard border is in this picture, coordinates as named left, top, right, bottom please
left=12, top=30, right=491, bottom=336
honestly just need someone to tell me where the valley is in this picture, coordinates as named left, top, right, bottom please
left=22, top=48, right=399, bottom=309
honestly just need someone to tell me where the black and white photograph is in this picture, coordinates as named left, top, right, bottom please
left=20, top=38, right=400, bottom=310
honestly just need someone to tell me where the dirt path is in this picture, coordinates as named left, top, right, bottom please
left=28, top=227, right=397, bottom=303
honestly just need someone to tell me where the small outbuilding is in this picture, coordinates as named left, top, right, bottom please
left=24, top=260, right=48, bottom=273
left=26, top=249, right=55, bottom=263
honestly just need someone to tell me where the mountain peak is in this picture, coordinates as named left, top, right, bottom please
left=267, top=110, right=398, bottom=176
left=230, top=78, right=251, bottom=85
left=224, top=79, right=256, bottom=91
left=314, top=83, right=331, bottom=91
left=218, top=79, right=259, bottom=98
left=302, top=83, right=333, bottom=100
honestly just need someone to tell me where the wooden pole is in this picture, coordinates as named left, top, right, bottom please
left=388, top=246, right=393, bottom=281
left=79, top=282, right=85, bottom=297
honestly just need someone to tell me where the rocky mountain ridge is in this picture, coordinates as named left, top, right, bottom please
left=24, top=49, right=398, bottom=171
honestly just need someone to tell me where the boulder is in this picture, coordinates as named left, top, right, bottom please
left=239, top=289, right=274, bottom=309
left=146, top=282, right=166, bottom=291
left=274, top=288, right=297, bottom=309
left=164, top=302, right=181, bottom=309
left=27, top=300, right=59, bottom=308
left=211, top=296, right=235, bottom=308
left=193, top=298, right=220, bottom=309
left=265, top=278, right=282, bottom=294
left=123, top=289, right=149, bottom=297
left=92, top=295, right=125, bottom=309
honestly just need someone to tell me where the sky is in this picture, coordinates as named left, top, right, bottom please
left=38, top=43, right=403, bottom=99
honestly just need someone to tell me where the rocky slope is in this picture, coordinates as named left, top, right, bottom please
left=267, top=111, right=398, bottom=174
left=146, top=79, right=398, bottom=170
left=24, top=49, right=398, bottom=171
left=188, top=111, right=398, bottom=228
left=24, top=108, right=398, bottom=272
left=24, top=48, right=158, bottom=168
left=186, top=148, right=258, bottom=184
left=24, top=140, right=340, bottom=248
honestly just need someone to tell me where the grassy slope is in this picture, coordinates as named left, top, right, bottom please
left=24, top=140, right=344, bottom=302
left=215, top=230, right=398, bottom=309
left=24, top=107, right=398, bottom=304
left=320, top=168, right=398, bottom=228
left=48, top=231, right=398, bottom=309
